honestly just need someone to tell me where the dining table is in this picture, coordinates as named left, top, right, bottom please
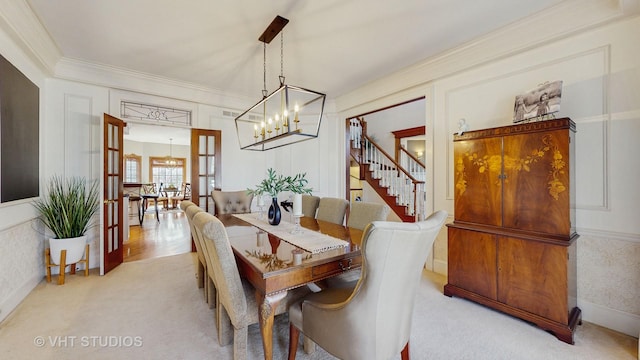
left=217, top=212, right=364, bottom=360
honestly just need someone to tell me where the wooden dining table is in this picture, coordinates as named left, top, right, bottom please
left=217, top=213, right=364, bottom=360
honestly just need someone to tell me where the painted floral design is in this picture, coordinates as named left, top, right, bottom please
left=455, top=134, right=566, bottom=200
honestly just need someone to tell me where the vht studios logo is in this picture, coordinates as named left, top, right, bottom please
left=34, top=335, right=143, bottom=348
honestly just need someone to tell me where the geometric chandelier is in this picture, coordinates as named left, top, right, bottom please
left=235, top=15, right=326, bottom=151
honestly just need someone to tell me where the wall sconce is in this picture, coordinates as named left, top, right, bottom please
left=235, top=15, right=326, bottom=151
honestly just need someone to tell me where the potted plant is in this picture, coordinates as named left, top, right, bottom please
left=248, top=168, right=312, bottom=225
left=33, top=176, right=100, bottom=266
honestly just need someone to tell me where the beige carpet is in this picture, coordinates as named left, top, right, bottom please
left=0, top=253, right=636, bottom=360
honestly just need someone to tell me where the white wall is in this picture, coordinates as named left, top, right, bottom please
left=0, top=11, right=49, bottom=323
left=336, top=10, right=640, bottom=338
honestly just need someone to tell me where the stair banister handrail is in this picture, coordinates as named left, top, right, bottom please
left=363, top=134, right=424, bottom=185
left=398, top=146, right=425, bottom=169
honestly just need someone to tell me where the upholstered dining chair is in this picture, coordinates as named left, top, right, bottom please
left=315, top=197, right=349, bottom=225
left=347, top=201, right=391, bottom=230
left=181, top=201, right=212, bottom=306
left=325, top=201, right=392, bottom=287
left=193, top=212, right=310, bottom=359
left=301, top=195, right=320, bottom=218
left=211, top=190, right=254, bottom=216
left=287, top=210, right=448, bottom=360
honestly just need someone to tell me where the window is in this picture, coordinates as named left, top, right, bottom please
left=149, top=156, right=186, bottom=189
left=124, top=154, right=142, bottom=183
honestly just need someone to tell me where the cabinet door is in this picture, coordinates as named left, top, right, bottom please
left=453, top=137, right=502, bottom=226
left=502, top=129, right=571, bottom=236
left=448, top=227, right=497, bottom=299
left=497, top=236, right=568, bottom=324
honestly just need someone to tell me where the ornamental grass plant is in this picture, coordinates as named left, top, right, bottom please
left=33, top=176, right=100, bottom=239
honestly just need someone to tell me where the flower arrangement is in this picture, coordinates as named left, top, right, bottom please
left=247, top=168, right=313, bottom=198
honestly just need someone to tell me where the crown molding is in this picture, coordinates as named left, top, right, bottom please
left=0, top=0, right=61, bottom=74
left=336, top=0, right=640, bottom=113
left=54, top=57, right=254, bottom=110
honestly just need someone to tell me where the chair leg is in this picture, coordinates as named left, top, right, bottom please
left=207, top=276, right=217, bottom=309
left=288, top=323, right=300, bottom=360
left=303, top=335, right=316, bottom=354
left=233, top=328, right=248, bottom=360
left=401, top=341, right=410, bottom=360
left=217, top=304, right=233, bottom=346
left=197, top=261, right=205, bottom=289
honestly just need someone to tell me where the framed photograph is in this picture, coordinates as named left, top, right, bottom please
left=513, top=80, right=563, bottom=123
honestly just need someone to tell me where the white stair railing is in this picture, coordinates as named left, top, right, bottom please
left=350, top=118, right=427, bottom=221
left=361, top=135, right=426, bottom=220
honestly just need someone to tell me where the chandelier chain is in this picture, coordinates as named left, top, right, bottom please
left=262, top=42, right=267, bottom=97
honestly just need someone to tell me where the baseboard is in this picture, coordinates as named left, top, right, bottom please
left=433, top=259, right=447, bottom=276
left=0, top=273, right=42, bottom=324
left=578, top=298, right=640, bottom=338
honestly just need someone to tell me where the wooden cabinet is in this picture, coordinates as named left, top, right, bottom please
left=445, top=118, right=580, bottom=344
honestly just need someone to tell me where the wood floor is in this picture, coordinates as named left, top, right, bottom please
left=123, top=208, right=192, bottom=262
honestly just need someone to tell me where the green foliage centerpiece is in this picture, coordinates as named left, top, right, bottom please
left=248, top=168, right=312, bottom=225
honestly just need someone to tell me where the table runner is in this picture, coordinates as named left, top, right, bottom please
left=232, top=213, right=349, bottom=254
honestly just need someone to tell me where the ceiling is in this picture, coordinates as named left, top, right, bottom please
left=26, top=0, right=566, bottom=144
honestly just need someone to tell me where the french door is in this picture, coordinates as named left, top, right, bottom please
left=102, top=114, right=125, bottom=274
left=190, top=128, right=221, bottom=213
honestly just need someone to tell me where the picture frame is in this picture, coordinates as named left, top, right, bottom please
left=513, top=80, right=562, bottom=123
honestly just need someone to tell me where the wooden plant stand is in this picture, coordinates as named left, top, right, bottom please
left=45, top=244, right=90, bottom=285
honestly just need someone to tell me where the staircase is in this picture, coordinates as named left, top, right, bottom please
left=349, top=118, right=426, bottom=222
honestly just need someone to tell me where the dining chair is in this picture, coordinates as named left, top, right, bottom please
left=346, top=201, right=391, bottom=230
left=193, top=212, right=310, bottom=359
left=325, top=201, right=392, bottom=287
left=315, top=197, right=349, bottom=225
left=301, top=194, right=320, bottom=218
left=211, top=190, right=254, bottom=216
left=287, top=210, right=448, bottom=360
left=156, top=182, right=170, bottom=209
left=171, top=182, right=191, bottom=209
left=180, top=200, right=212, bottom=306
left=140, top=183, right=156, bottom=211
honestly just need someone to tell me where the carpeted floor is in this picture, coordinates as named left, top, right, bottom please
left=0, top=253, right=637, bottom=359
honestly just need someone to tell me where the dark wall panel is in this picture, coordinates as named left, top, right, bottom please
left=0, top=54, right=39, bottom=202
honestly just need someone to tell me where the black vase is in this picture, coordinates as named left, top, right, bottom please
left=268, top=197, right=281, bottom=225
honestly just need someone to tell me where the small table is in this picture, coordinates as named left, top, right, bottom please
left=218, top=214, right=363, bottom=360
left=139, top=194, right=160, bottom=224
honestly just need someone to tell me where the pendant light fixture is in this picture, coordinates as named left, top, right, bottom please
left=235, top=15, right=326, bottom=151
left=166, top=138, right=177, bottom=167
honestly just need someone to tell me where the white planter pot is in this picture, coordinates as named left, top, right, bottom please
left=49, top=235, right=88, bottom=265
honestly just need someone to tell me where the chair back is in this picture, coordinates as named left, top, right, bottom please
left=346, top=201, right=390, bottom=230
left=141, top=183, right=156, bottom=195
left=302, top=210, right=447, bottom=360
left=182, top=183, right=191, bottom=199
left=179, top=200, right=194, bottom=212
left=184, top=202, right=204, bottom=247
left=211, top=190, right=254, bottom=215
left=193, top=212, right=248, bottom=327
left=301, top=195, right=320, bottom=218
left=316, top=197, right=349, bottom=225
